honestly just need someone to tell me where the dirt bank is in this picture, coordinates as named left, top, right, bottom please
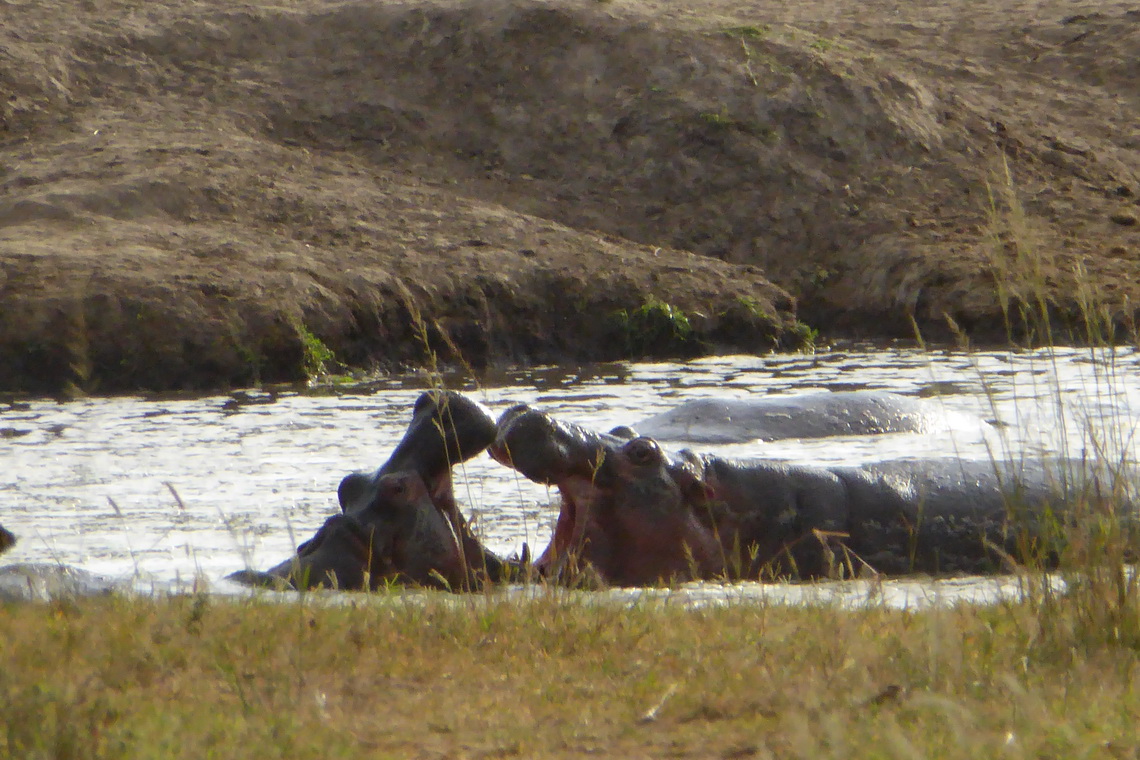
left=2, top=0, right=1138, bottom=392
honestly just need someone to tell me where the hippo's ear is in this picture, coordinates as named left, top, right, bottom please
left=668, top=458, right=715, bottom=505
left=680, top=476, right=716, bottom=505
left=608, top=425, right=638, bottom=440
left=338, top=472, right=372, bottom=513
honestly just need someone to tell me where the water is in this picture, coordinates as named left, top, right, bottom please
left=2, top=345, right=1138, bottom=604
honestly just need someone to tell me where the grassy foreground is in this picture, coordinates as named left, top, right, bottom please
left=2, top=590, right=1138, bottom=759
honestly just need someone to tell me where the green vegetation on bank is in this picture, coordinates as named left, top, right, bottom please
left=295, top=322, right=336, bottom=380
left=612, top=295, right=819, bottom=357
left=613, top=297, right=699, bottom=357
left=1, top=591, right=1139, bottom=760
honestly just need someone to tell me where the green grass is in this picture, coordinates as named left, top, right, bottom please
left=788, top=320, right=820, bottom=353
left=808, top=35, right=843, bottom=53
left=294, top=321, right=335, bottom=380
left=613, top=296, right=700, bottom=357
left=1, top=592, right=1139, bottom=759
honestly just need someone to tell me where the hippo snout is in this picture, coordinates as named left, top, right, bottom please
left=491, top=406, right=603, bottom=485
left=494, top=403, right=533, bottom=431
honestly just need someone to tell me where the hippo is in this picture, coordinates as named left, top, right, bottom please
left=228, top=390, right=511, bottom=590
left=491, top=404, right=1134, bottom=585
left=240, top=471, right=473, bottom=590
left=0, top=524, right=13, bottom=555
left=490, top=403, right=722, bottom=586
left=627, top=391, right=972, bottom=444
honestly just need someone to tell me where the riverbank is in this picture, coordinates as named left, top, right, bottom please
left=1, top=591, right=1137, bottom=758
left=2, top=0, right=1138, bottom=393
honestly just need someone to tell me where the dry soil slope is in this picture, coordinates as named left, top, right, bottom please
left=1, top=0, right=1138, bottom=392
left=0, top=0, right=802, bottom=392
left=311, top=0, right=1137, bottom=336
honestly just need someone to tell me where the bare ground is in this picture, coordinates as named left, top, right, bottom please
left=1, top=0, right=1138, bottom=392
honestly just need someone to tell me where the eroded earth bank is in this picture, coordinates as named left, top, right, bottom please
left=2, top=0, right=1138, bottom=392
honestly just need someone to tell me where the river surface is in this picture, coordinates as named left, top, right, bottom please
left=2, top=345, right=1138, bottom=606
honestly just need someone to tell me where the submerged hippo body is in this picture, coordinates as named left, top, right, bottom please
left=0, top=526, right=125, bottom=601
left=492, top=404, right=1132, bottom=585
left=0, top=563, right=120, bottom=602
left=689, top=456, right=1113, bottom=577
left=229, top=390, right=509, bottom=591
left=630, top=391, right=962, bottom=444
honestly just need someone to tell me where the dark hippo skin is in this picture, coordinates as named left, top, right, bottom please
left=0, top=524, right=14, bottom=555
left=229, top=390, right=509, bottom=590
left=686, top=456, right=1098, bottom=578
left=628, top=391, right=966, bottom=444
left=492, top=404, right=1131, bottom=585
left=231, top=472, right=471, bottom=590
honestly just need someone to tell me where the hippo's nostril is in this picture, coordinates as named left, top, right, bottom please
left=624, top=437, right=662, bottom=466
left=412, top=393, right=433, bottom=414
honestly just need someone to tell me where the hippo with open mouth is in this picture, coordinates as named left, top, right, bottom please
left=490, top=404, right=723, bottom=585
left=229, top=390, right=510, bottom=590
left=247, top=470, right=473, bottom=590
left=491, top=404, right=1134, bottom=585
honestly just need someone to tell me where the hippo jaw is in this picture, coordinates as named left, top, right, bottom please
left=490, top=404, right=616, bottom=486
left=490, top=404, right=613, bottom=582
left=538, top=478, right=604, bottom=584
left=385, top=390, right=499, bottom=485
left=339, top=390, right=505, bottom=585
left=368, top=471, right=470, bottom=590
left=338, top=390, right=498, bottom=515
left=250, top=512, right=394, bottom=591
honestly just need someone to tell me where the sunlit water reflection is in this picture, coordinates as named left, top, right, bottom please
left=1, top=345, right=1138, bottom=605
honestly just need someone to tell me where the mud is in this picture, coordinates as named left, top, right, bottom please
left=2, top=0, right=1138, bottom=392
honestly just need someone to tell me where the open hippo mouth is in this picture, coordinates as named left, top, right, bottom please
left=230, top=390, right=502, bottom=590
left=491, top=405, right=722, bottom=585
left=490, top=404, right=621, bottom=580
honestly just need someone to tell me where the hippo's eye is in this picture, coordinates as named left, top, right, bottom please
left=378, top=477, right=408, bottom=501
left=624, top=437, right=661, bottom=466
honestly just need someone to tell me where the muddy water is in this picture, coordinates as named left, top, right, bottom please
left=1, top=346, right=1138, bottom=605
